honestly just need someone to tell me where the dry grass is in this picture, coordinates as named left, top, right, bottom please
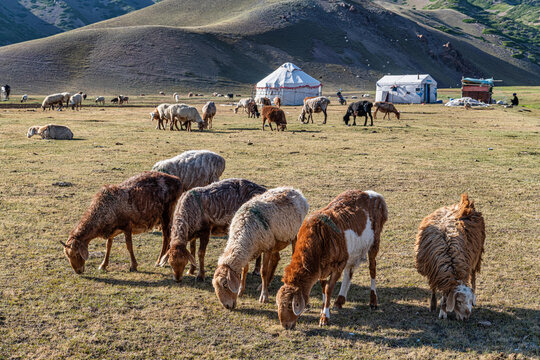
left=0, top=89, right=539, bottom=359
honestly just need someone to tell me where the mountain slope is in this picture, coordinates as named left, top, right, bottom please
left=0, top=0, right=538, bottom=93
left=0, top=0, right=159, bottom=46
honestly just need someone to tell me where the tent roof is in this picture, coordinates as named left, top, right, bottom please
left=256, top=63, right=321, bottom=89
left=377, top=74, right=436, bottom=86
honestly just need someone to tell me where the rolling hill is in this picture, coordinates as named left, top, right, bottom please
left=0, top=0, right=538, bottom=94
left=0, top=0, right=160, bottom=46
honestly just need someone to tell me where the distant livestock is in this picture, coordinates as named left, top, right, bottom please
left=202, top=101, right=216, bottom=129
left=151, top=150, right=225, bottom=191
left=42, top=93, right=65, bottom=111
left=343, top=101, right=373, bottom=126
left=273, top=97, right=281, bottom=108
left=167, top=104, right=205, bottom=131
left=27, top=124, right=73, bottom=140
left=61, top=172, right=184, bottom=273
left=299, top=96, right=330, bottom=124
left=374, top=102, right=400, bottom=120
left=69, top=93, right=83, bottom=111
left=234, top=98, right=254, bottom=114
left=261, top=106, right=287, bottom=131
left=150, top=103, right=171, bottom=130
left=415, top=194, right=485, bottom=321
left=277, top=190, right=387, bottom=329
left=213, top=187, right=309, bottom=309
left=95, top=96, right=105, bottom=106
left=247, top=102, right=260, bottom=118
left=162, top=178, right=267, bottom=282
left=21, top=94, right=28, bottom=103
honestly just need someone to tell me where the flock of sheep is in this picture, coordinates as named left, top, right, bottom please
left=61, top=149, right=486, bottom=329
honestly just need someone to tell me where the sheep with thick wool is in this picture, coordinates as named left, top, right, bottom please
left=202, top=101, right=216, bottom=129
left=41, top=93, right=65, bottom=111
left=298, top=96, right=330, bottom=124
left=150, top=103, right=171, bottom=130
left=152, top=150, right=225, bottom=191
left=415, top=193, right=485, bottom=321
left=213, top=187, right=309, bottom=309
left=167, top=104, right=205, bottom=131
left=27, top=124, right=73, bottom=140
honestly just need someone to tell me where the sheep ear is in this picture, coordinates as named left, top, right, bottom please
left=187, top=252, right=197, bottom=267
left=59, top=240, right=71, bottom=249
left=292, top=293, right=305, bottom=316
left=78, top=245, right=89, bottom=261
left=158, top=253, right=169, bottom=267
left=446, top=291, right=456, bottom=312
left=227, top=270, right=240, bottom=294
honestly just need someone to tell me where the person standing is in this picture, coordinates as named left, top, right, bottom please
left=511, top=93, right=519, bottom=106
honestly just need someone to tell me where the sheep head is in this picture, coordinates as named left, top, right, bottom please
left=167, top=242, right=196, bottom=282
left=446, top=284, right=475, bottom=321
left=27, top=126, right=39, bottom=138
left=276, top=284, right=305, bottom=330
left=61, top=237, right=88, bottom=274
left=212, top=264, right=240, bottom=310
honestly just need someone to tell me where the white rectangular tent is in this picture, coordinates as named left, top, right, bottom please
left=256, top=63, right=322, bottom=106
left=376, top=74, right=437, bottom=104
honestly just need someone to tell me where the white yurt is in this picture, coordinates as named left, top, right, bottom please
left=375, top=74, right=437, bottom=103
left=255, top=63, right=322, bottom=105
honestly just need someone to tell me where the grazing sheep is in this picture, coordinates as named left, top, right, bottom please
left=298, top=96, right=330, bottom=124
left=122, top=96, right=129, bottom=104
left=343, top=101, right=373, bottom=126
left=77, top=91, right=87, bottom=100
left=159, top=91, right=165, bottom=95
left=202, top=101, right=216, bottom=129
left=167, top=104, right=205, bottom=131
left=247, top=102, right=260, bottom=118
left=41, top=93, right=65, bottom=111
left=21, top=94, right=28, bottom=103
left=234, top=98, right=254, bottom=114
left=277, top=190, right=388, bottom=329
left=175, top=94, right=180, bottom=102
left=373, top=102, right=400, bottom=120
left=256, top=96, right=271, bottom=105
left=226, top=93, right=234, bottom=99
left=261, top=106, right=287, bottom=131
left=27, top=124, right=73, bottom=140
left=150, top=103, right=171, bottom=130
left=188, top=92, right=194, bottom=98
left=273, top=97, right=281, bottom=108
left=415, top=194, right=485, bottom=321
left=162, top=178, right=267, bottom=282
left=151, top=150, right=225, bottom=191
left=61, top=172, right=184, bottom=274
left=61, top=92, right=71, bottom=106
left=95, top=96, right=105, bottom=106
left=173, top=92, right=178, bottom=99
left=111, top=98, right=119, bottom=104
left=213, top=187, right=309, bottom=309
left=69, top=93, right=83, bottom=111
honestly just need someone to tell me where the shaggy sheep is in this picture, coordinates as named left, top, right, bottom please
left=95, top=96, right=105, bottom=106
left=343, top=101, right=373, bottom=126
left=41, top=93, right=65, bottom=111
left=21, top=94, right=28, bottom=103
left=247, top=102, right=260, bottom=118
left=61, top=92, right=71, bottom=106
left=27, top=124, right=73, bottom=140
left=374, top=102, right=400, bottom=120
left=151, top=150, right=225, bottom=191
left=274, top=97, right=281, bottom=108
left=213, top=187, right=309, bottom=309
left=276, top=190, right=387, bottom=329
left=415, top=194, right=485, bottom=321
left=61, top=172, right=184, bottom=273
left=175, top=94, right=180, bottom=102
left=150, top=103, right=171, bottom=130
left=121, top=96, right=129, bottom=104
left=234, top=98, right=254, bottom=114
left=298, top=96, right=330, bottom=124
left=202, top=101, right=216, bottom=129
left=69, top=93, right=83, bottom=111
left=261, top=106, right=287, bottom=131
left=167, top=104, right=205, bottom=131
left=111, top=98, right=119, bottom=104
left=162, top=178, right=267, bottom=282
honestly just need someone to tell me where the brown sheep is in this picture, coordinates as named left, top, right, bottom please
left=274, top=97, right=281, bottom=108
left=415, top=194, right=485, bottom=321
left=261, top=106, right=287, bottom=131
left=61, top=172, right=184, bottom=274
left=161, top=178, right=266, bottom=282
left=373, top=102, right=400, bottom=120
left=276, top=190, right=387, bottom=329
left=202, top=101, right=216, bottom=129
left=247, top=102, right=260, bottom=118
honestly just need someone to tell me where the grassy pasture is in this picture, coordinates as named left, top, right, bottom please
left=0, top=90, right=538, bottom=359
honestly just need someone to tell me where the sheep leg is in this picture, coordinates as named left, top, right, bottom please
left=352, top=114, right=356, bottom=126
left=269, top=122, right=274, bottom=131
left=174, top=120, right=181, bottom=131
left=124, top=229, right=138, bottom=272
left=322, top=109, right=327, bottom=124
left=188, top=240, right=197, bottom=275
left=267, top=251, right=280, bottom=286
left=320, top=279, right=327, bottom=311
left=363, top=115, right=368, bottom=127
left=335, top=267, right=353, bottom=309
left=239, top=265, right=249, bottom=297
left=196, top=230, right=210, bottom=282
left=156, top=210, right=172, bottom=266
left=252, top=255, right=261, bottom=275
left=99, top=237, right=114, bottom=271
left=368, top=245, right=378, bottom=309
left=373, top=108, right=378, bottom=119
left=262, top=118, right=266, bottom=131
left=259, top=252, right=272, bottom=303
left=320, top=271, right=340, bottom=326
left=430, top=290, right=437, bottom=312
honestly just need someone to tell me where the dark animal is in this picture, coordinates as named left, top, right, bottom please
left=343, top=101, right=373, bottom=126
left=247, top=102, right=260, bottom=118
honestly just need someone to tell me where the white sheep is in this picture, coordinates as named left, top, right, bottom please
left=202, top=101, right=216, bottom=129
left=167, top=104, right=205, bottom=131
left=212, top=187, right=309, bottom=309
left=21, top=94, right=28, bottom=103
left=150, top=103, right=171, bottom=130
left=27, top=124, right=73, bottom=140
left=69, top=93, right=83, bottom=111
left=151, top=150, right=225, bottom=190
left=234, top=98, right=254, bottom=114
left=299, top=96, right=330, bottom=124
left=61, top=92, right=71, bottom=106
left=95, top=96, right=105, bottom=105
left=41, top=93, right=65, bottom=111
